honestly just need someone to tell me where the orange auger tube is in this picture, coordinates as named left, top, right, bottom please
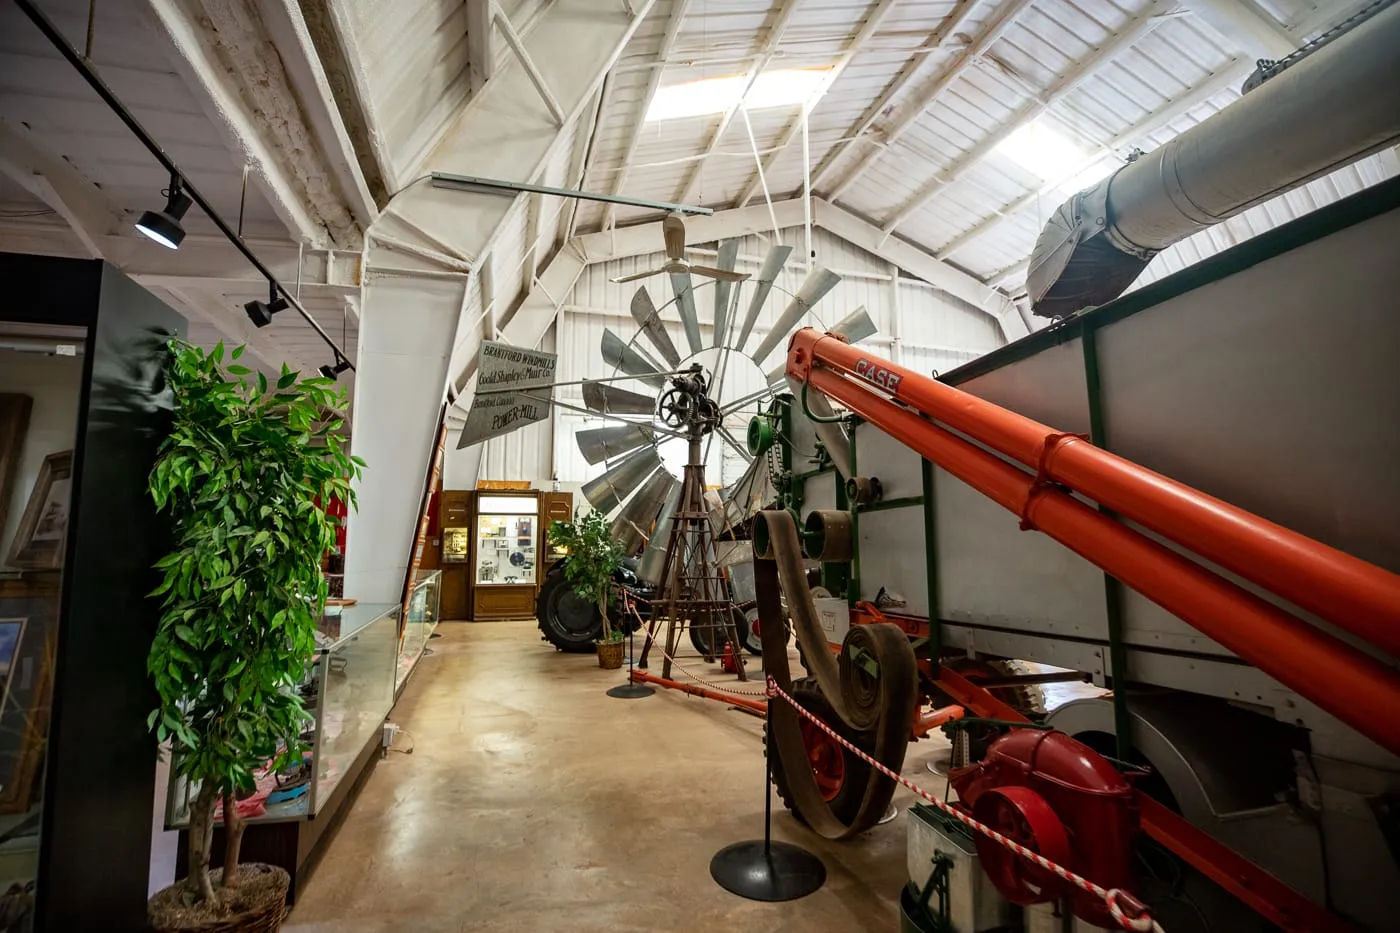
left=788, top=328, right=1400, bottom=660
left=799, top=363, right=1400, bottom=759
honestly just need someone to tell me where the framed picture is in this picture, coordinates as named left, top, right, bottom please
left=0, top=578, right=56, bottom=816
left=6, top=451, right=73, bottom=570
left=0, top=395, right=32, bottom=544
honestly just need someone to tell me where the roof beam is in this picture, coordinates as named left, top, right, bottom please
left=466, top=0, right=494, bottom=96
left=934, top=58, right=1249, bottom=259
left=493, top=1, right=567, bottom=125
left=672, top=0, right=804, bottom=208
left=822, top=0, right=1031, bottom=204
left=138, top=0, right=372, bottom=248
left=1181, top=0, right=1299, bottom=59
left=600, top=0, right=693, bottom=232
left=731, top=0, right=903, bottom=210
left=880, top=2, right=1172, bottom=236
left=0, top=118, right=124, bottom=259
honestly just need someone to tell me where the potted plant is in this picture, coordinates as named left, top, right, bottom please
left=547, top=509, right=626, bottom=668
left=145, top=341, right=361, bottom=932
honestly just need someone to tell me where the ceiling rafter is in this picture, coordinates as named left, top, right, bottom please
left=601, top=0, right=695, bottom=233
left=807, top=0, right=982, bottom=196
left=879, top=0, right=1174, bottom=237
left=0, top=117, right=124, bottom=259
left=730, top=0, right=904, bottom=210
left=139, top=0, right=372, bottom=248
left=822, top=0, right=1032, bottom=204
left=934, top=57, right=1249, bottom=259
left=1181, top=0, right=1299, bottom=58
left=671, top=0, right=805, bottom=208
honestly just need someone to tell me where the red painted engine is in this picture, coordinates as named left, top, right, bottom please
left=950, top=728, right=1138, bottom=928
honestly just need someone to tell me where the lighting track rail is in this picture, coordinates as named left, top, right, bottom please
left=12, top=0, right=356, bottom=372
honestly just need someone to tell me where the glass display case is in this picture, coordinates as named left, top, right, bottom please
left=397, top=569, right=441, bottom=692
left=165, top=603, right=399, bottom=827
left=474, top=495, right=539, bottom=586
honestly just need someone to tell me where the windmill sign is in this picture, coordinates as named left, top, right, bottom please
left=458, top=341, right=558, bottom=447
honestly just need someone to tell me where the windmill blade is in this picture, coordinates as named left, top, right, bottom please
left=630, top=287, right=682, bottom=368
left=582, top=380, right=655, bottom=415
left=670, top=271, right=702, bottom=354
left=710, top=240, right=741, bottom=348
left=690, top=265, right=749, bottom=283
left=766, top=305, right=878, bottom=384
left=735, top=244, right=793, bottom=352
left=636, top=484, right=681, bottom=584
left=577, top=424, right=654, bottom=465
left=581, top=447, right=663, bottom=514
left=610, top=468, right=675, bottom=555
left=718, top=456, right=771, bottom=527
left=611, top=267, right=663, bottom=284
left=602, top=328, right=667, bottom=388
left=715, top=284, right=742, bottom=350
left=750, top=267, right=842, bottom=364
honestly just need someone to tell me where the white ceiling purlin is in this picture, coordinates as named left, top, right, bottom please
left=600, top=0, right=694, bottom=233
left=671, top=0, right=805, bottom=208
left=731, top=0, right=903, bottom=212
left=935, top=57, right=1250, bottom=259
left=808, top=0, right=982, bottom=196
left=1181, top=0, right=1299, bottom=58
left=466, top=0, right=494, bottom=96
left=138, top=0, right=372, bottom=249
left=158, top=283, right=318, bottom=376
left=822, top=0, right=1030, bottom=204
left=880, top=1, right=1173, bottom=237
left=0, top=118, right=124, bottom=259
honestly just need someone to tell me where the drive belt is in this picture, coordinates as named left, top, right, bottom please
left=754, top=508, right=918, bottom=838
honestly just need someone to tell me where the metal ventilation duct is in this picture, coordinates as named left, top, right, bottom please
left=1028, top=1, right=1400, bottom=318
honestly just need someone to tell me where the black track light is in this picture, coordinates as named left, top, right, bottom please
left=134, top=174, right=192, bottom=249
left=244, top=283, right=288, bottom=328
left=319, top=357, right=352, bottom=380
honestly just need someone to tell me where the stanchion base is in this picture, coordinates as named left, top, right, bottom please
left=607, top=683, right=655, bottom=699
left=710, top=840, right=825, bottom=902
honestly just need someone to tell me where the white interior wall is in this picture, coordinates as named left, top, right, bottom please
left=0, top=353, right=84, bottom=568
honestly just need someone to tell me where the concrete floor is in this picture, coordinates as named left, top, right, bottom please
left=283, top=620, right=957, bottom=933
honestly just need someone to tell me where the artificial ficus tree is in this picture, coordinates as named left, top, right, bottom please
left=548, top=509, right=625, bottom=642
left=147, top=340, right=362, bottom=906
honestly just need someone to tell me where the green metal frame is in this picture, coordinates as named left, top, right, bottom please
left=921, top=458, right=940, bottom=662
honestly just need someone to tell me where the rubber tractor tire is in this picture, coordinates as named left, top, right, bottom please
left=537, top=564, right=602, bottom=653
left=768, top=677, right=876, bottom=827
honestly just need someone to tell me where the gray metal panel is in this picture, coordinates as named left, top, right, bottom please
left=854, top=422, right=923, bottom=501
left=957, top=338, right=1091, bottom=436
left=1096, top=205, right=1400, bottom=576
left=935, top=466, right=1109, bottom=642
left=858, top=507, right=928, bottom=616
left=799, top=471, right=838, bottom=521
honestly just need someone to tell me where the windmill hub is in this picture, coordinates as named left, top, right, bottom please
left=651, top=347, right=763, bottom=479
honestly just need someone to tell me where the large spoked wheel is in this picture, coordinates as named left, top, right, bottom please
left=769, top=678, right=874, bottom=826
left=688, top=612, right=730, bottom=658
left=537, top=565, right=602, bottom=653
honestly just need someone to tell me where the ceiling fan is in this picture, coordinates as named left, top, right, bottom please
left=610, top=211, right=753, bottom=284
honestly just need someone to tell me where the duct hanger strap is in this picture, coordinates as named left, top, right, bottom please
left=763, top=677, right=1163, bottom=933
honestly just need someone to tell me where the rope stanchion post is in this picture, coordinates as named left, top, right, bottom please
left=709, top=692, right=826, bottom=902
left=764, top=677, right=1163, bottom=933
left=606, top=596, right=655, bottom=699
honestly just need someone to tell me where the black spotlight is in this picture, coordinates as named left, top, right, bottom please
left=319, top=358, right=352, bottom=380
left=244, top=284, right=288, bottom=328
left=134, top=175, right=193, bottom=250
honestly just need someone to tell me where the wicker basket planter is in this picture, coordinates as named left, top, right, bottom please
left=149, top=864, right=290, bottom=933
left=596, top=638, right=625, bottom=669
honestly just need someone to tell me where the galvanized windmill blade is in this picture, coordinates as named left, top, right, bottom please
left=751, top=267, right=843, bottom=364
left=582, top=380, right=655, bottom=415
left=609, top=468, right=675, bottom=555
left=581, top=446, right=664, bottom=514
left=669, top=271, right=702, bottom=354
left=735, top=244, right=793, bottom=352
left=766, top=305, right=878, bottom=384
left=710, top=240, right=741, bottom=348
left=602, top=328, right=667, bottom=388
left=636, top=484, right=681, bottom=584
left=577, top=423, right=654, bottom=465
left=629, top=286, right=682, bottom=369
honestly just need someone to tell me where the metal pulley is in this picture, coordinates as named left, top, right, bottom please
left=846, top=475, right=883, bottom=506
left=747, top=415, right=775, bottom=456
left=804, top=509, right=853, bottom=562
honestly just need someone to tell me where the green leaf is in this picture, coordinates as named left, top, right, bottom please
left=227, top=364, right=251, bottom=375
left=232, top=345, right=245, bottom=360
left=257, top=371, right=268, bottom=395
left=278, top=370, right=297, bottom=390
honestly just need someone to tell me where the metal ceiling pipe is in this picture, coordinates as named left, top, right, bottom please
left=788, top=328, right=1400, bottom=660
left=1028, top=1, right=1400, bottom=318
left=804, top=365, right=1400, bottom=760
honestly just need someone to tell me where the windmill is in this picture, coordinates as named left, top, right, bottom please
left=572, top=221, right=880, bottom=585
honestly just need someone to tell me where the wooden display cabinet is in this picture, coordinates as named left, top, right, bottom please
left=467, top=490, right=542, bottom=621
left=540, top=491, right=573, bottom=576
